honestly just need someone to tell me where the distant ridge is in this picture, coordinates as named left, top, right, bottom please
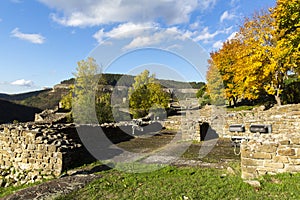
left=0, top=73, right=204, bottom=124
left=0, top=89, right=51, bottom=101
left=0, top=99, right=41, bottom=124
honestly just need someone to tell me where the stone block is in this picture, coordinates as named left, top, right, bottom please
left=259, top=144, right=278, bottom=153
left=251, top=152, right=272, bottom=159
left=264, top=161, right=284, bottom=169
left=273, top=156, right=290, bottom=163
left=47, top=145, right=56, bottom=152
left=27, top=144, right=36, bottom=151
left=285, top=165, right=300, bottom=172
left=277, top=148, right=296, bottom=156
left=289, top=159, right=300, bottom=165
left=256, top=167, right=276, bottom=175
left=241, top=166, right=257, bottom=174
left=241, top=149, right=252, bottom=158
left=279, top=140, right=290, bottom=145
left=290, top=138, right=300, bottom=145
left=37, top=144, right=45, bottom=151
left=241, top=158, right=264, bottom=166
left=241, top=171, right=257, bottom=180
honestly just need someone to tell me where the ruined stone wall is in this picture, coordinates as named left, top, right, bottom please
left=165, top=104, right=300, bottom=142
left=224, top=104, right=300, bottom=137
left=238, top=104, right=300, bottom=179
left=0, top=123, right=95, bottom=187
left=241, top=133, right=300, bottom=179
left=164, top=104, right=300, bottom=179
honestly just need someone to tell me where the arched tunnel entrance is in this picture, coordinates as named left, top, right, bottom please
left=199, top=122, right=219, bottom=141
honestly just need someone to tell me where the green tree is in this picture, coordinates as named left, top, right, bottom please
left=196, top=85, right=211, bottom=107
left=129, top=70, right=169, bottom=118
left=96, top=92, right=114, bottom=123
left=60, top=85, right=74, bottom=111
left=72, top=57, right=100, bottom=124
left=206, top=60, right=226, bottom=105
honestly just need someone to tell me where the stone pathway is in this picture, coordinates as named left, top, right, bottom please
left=0, top=165, right=109, bottom=200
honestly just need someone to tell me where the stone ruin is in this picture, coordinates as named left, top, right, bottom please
left=0, top=123, right=95, bottom=187
left=1, top=103, right=300, bottom=187
left=164, top=104, right=300, bottom=179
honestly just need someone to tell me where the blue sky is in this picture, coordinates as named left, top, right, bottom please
left=0, top=0, right=276, bottom=94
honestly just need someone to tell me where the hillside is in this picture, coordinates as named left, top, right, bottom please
left=0, top=89, right=51, bottom=101
left=16, top=87, right=70, bottom=110
left=0, top=73, right=203, bottom=124
left=0, top=99, right=42, bottom=124
left=61, top=73, right=204, bottom=89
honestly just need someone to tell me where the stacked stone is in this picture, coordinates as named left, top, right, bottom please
left=0, top=125, right=63, bottom=187
left=0, top=123, right=86, bottom=187
left=163, top=116, right=182, bottom=131
left=241, top=133, right=300, bottom=179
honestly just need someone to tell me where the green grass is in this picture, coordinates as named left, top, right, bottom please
left=54, top=165, right=300, bottom=200
left=226, top=105, right=258, bottom=111
left=0, top=181, right=42, bottom=198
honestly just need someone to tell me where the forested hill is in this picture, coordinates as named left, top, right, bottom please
left=0, top=73, right=204, bottom=124
left=61, top=73, right=205, bottom=89
left=0, top=89, right=51, bottom=101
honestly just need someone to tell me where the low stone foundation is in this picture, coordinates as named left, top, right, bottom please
left=0, top=123, right=95, bottom=187
left=241, top=133, right=300, bottom=179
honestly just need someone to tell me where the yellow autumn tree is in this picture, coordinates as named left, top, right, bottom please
left=237, top=10, right=289, bottom=105
left=272, top=0, right=300, bottom=75
left=209, top=38, right=243, bottom=106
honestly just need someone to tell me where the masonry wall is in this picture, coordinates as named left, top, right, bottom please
left=238, top=104, right=300, bottom=179
left=241, top=133, right=300, bottom=179
left=164, top=104, right=300, bottom=179
left=0, top=123, right=95, bottom=187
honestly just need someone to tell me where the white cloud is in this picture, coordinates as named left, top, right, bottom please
left=189, top=22, right=200, bottom=30
left=93, top=22, right=155, bottom=43
left=212, top=40, right=223, bottom=49
left=38, top=0, right=217, bottom=27
left=11, top=79, right=34, bottom=87
left=11, top=28, right=45, bottom=44
left=227, top=31, right=238, bottom=41
left=220, top=11, right=236, bottom=23
left=194, top=27, right=222, bottom=42
left=92, top=22, right=197, bottom=50
left=199, top=0, right=217, bottom=10
left=212, top=31, right=239, bottom=50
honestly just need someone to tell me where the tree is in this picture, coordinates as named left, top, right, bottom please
left=60, top=85, right=74, bottom=111
left=272, top=0, right=300, bottom=75
left=95, top=92, right=114, bottom=123
left=72, top=57, right=100, bottom=124
left=206, top=60, right=226, bottom=105
left=129, top=70, right=169, bottom=118
left=208, top=38, right=244, bottom=106
left=196, top=84, right=212, bottom=107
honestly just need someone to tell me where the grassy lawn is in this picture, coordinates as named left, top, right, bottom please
left=54, top=164, right=300, bottom=200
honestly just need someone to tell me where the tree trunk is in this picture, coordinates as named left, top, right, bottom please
left=233, top=97, right=237, bottom=107
left=275, top=94, right=281, bottom=106
left=229, top=99, right=232, bottom=107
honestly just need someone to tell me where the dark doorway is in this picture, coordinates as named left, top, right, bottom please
left=200, top=122, right=209, bottom=141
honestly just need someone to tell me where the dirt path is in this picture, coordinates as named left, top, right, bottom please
left=1, top=165, right=109, bottom=200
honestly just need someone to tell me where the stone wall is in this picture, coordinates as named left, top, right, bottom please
left=224, top=104, right=300, bottom=137
left=237, top=104, right=300, bottom=179
left=0, top=123, right=95, bottom=187
left=164, top=104, right=300, bottom=179
left=241, top=133, right=300, bottom=179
